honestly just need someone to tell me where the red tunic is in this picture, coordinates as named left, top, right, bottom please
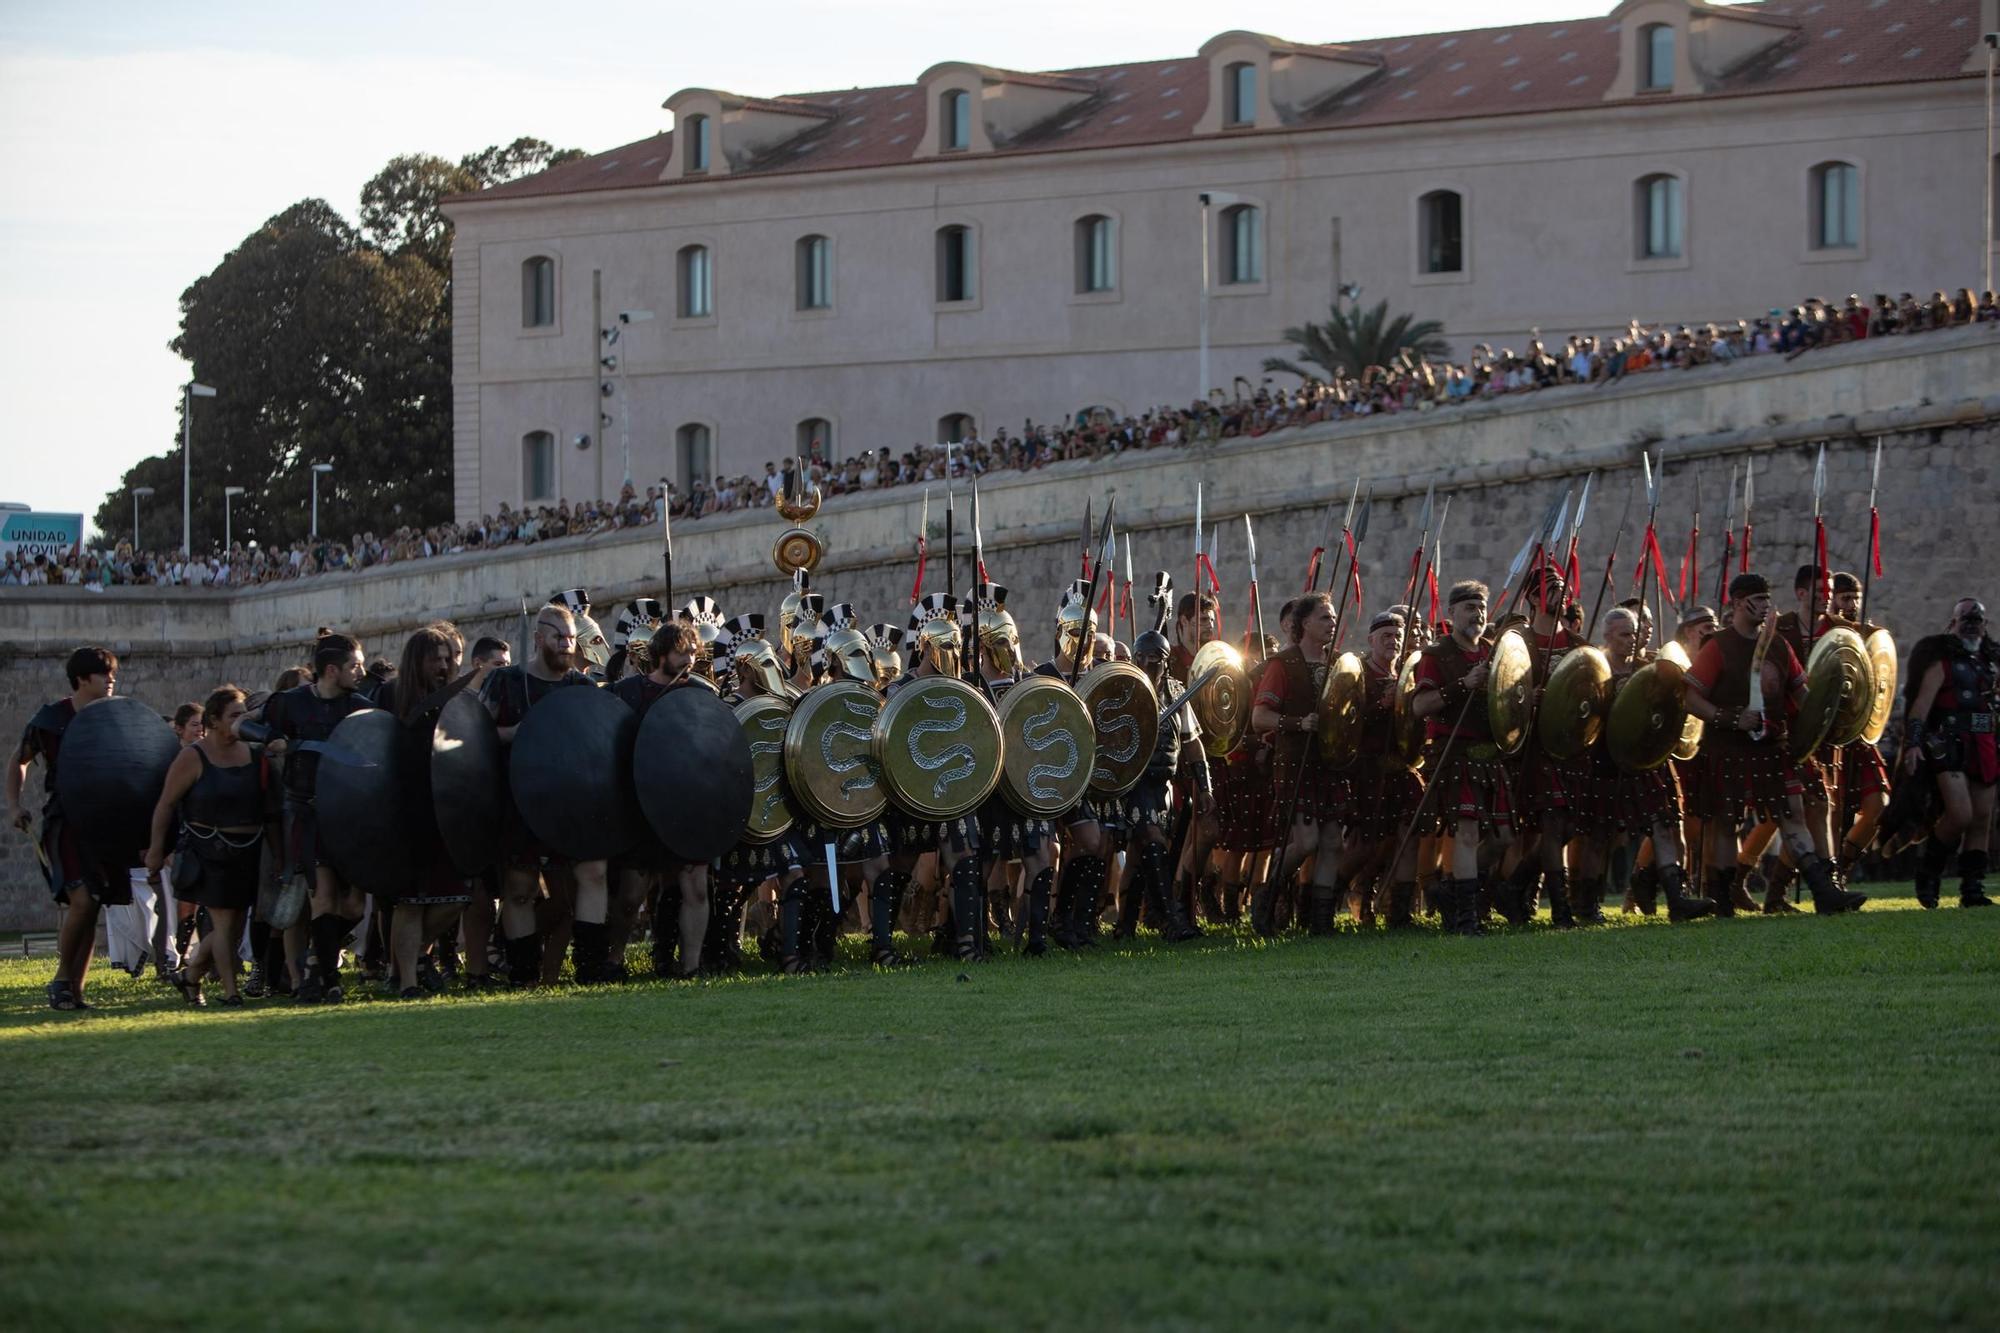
left=1686, top=624, right=1807, bottom=820
left=1255, top=647, right=1343, bottom=837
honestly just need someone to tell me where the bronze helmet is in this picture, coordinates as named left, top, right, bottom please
left=907, top=592, right=962, bottom=676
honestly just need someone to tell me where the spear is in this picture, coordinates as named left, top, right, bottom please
left=1631, top=449, right=1672, bottom=619
left=1414, top=496, right=1452, bottom=632
left=1070, top=498, right=1116, bottom=684
left=970, top=474, right=987, bottom=585
left=1400, top=482, right=1438, bottom=617
left=1331, top=494, right=1372, bottom=650
left=1322, top=480, right=1365, bottom=622
left=944, top=443, right=957, bottom=614
left=1099, top=516, right=1119, bottom=643
left=1807, top=442, right=1829, bottom=650
left=1244, top=513, right=1268, bottom=653
left=1858, top=437, right=1884, bottom=623
left=1587, top=477, right=1639, bottom=635
left=1191, top=483, right=1203, bottom=639
left=1081, top=497, right=1095, bottom=581
left=1715, top=461, right=1738, bottom=608
left=1309, top=477, right=1360, bottom=592
left=1562, top=471, right=1594, bottom=605
left=1676, top=467, right=1700, bottom=608
left=1739, top=456, right=1755, bottom=575
left=909, top=487, right=930, bottom=606
left=661, top=495, right=674, bottom=613
left=1122, top=531, right=1135, bottom=626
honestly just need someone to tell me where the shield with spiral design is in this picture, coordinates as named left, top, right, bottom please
left=1076, top=660, right=1159, bottom=797
left=733, top=695, right=796, bottom=844
left=995, top=675, right=1096, bottom=817
left=1190, top=640, right=1250, bottom=758
left=783, top=680, right=887, bottom=829
left=872, top=675, right=1002, bottom=820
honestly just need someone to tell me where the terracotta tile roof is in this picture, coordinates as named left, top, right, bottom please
left=464, top=0, right=1979, bottom=206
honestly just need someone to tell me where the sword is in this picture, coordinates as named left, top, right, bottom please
left=1159, top=663, right=1227, bottom=729
left=825, top=841, right=841, bottom=916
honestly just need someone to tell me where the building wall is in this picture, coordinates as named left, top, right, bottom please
left=3, top=327, right=1995, bottom=928
left=446, top=77, right=1986, bottom=521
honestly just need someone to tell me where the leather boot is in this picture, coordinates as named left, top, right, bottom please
left=1307, top=879, right=1340, bottom=936
left=948, top=858, right=985, bottom=961
left=1732, top=865, right=1763, bottom=914
left=504, top=931, right=542, bottom=988
left=869, top=869, right=910, bottom=966
left=1023, top=866, right=1055, bottom=954
left=1082, top=857, right=1108, bottom=943
left=1704, top=867, right=1736, bottom=918
left=1658, top=865, right=1715, bottom=922
left=1386, top=880, right=1416, bottom=929
left=1761, top=863, right=1801, bottom=914
left=1915, top=835, right=1952, bottom=909
left=1499, top=861, right=1537, bottom=927
left=569, top=919, right=611, bottom=984
left=1175, top=877, right=1206, bottom=937
left=1141, top=846, right=1200, bottom=942
left=1198, top=870, right=1224, bottom=925
left=1546, top=867, right=1576, bottom=929
left=778, top=880, right=809, bottom=973
left=1572, top=872, right=1606, bottom=925
left=1452, top=877, right=1486, bottom=937
left=1066, top=855, right=1104, bottom=948
left=1957, top=849, right=1992, bottom=908
left=1052, top=860, right=1080, bottom=948
left=1629, top=864, right=1660, bottom=916
left=1802, top=853, right=1867, bottom=914
left=1249, top=875, right=1281, bottom=938
left=1425, top=877, right=1455, bottom=932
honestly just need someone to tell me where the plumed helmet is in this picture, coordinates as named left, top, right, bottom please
left=718, top=614, right=794, bottom=700
left=864, top=623, right=905, bottom=688
left=908, top=592, right=962, bottom=676
left=778, top=573, right=823, bottom=658
left=549, top=588, right=591, bottom=617
left=611, top=598, right=664, bottom=650
left=969, top=582, right=1019, bottom=674
left=1055, top=578, right=1099, bottom=665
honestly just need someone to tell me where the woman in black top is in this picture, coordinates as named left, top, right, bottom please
left=144, top=686, right=275, bottom=1006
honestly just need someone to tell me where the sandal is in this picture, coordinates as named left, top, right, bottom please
left=168, top=968, right=205, bottom=1007
left=46, top=979, right=79, bottom=1012
left=218, top=994, right=244, bottom=1007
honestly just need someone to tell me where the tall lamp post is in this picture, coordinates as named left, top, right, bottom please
left=1195, top=191, right=1246, bottom=405
left=611, top=308, right=653, bottom=489
left=1985, top=31, right=1996, bottom=294
left=310, top=463, right=333, bottom=539
left=223, top=486, right=246, bottom=550
left=130, top=485, right=154, bottom=548
left=181, top=381, right=217, bottom=554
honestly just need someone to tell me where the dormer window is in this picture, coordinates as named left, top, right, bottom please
left=1225, top=62, right=1257, bottom=126
left=685, top=114, right=711, bottom=171
left=942, top=90, right=971, bottom=151
left=1641, top=24, right=1675, bottom=91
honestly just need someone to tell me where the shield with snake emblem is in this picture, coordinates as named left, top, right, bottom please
left=733, top=695, right=796, bottom=845
left=994, top=675, right=1096, bottom=817
left=872, top=675, right=1002, bottom=820
left=1076, top=660, right=1159, bottom=797
left=783, top=680, right=888, bottom=830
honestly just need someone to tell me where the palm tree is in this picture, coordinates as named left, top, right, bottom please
left=1263, top=299, right=1450, bottom=381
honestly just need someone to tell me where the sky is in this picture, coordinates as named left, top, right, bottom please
left=0, top=0, right=1610, bottom=536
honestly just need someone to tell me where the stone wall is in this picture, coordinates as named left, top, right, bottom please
left=3, top=325, right=1995, bottom=928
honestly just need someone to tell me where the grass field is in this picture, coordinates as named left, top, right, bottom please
left=3, top=885, right=1996, bottom=1330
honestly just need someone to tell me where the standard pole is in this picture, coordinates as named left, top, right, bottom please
left=1986, top=40, right=1995, bottom=295
left=592, top=269, right=605, bottom=505
left=180, top=384, right=192, bottom=555
left=311, top=471, right=320, bottom=539
left=132, top=491, right=140, bottom=547
left=1197, top=198, right=1211, bottom=404
left=225, top=492, right=232, bottom=551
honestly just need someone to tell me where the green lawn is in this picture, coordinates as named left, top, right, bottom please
left=2, top=887, right=1995, bottom=1331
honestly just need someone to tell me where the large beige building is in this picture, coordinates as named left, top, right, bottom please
left=442, top=0, right=1996, bottom=523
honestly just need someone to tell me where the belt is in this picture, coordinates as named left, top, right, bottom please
left=1943, top=712, right=1996, bottom=735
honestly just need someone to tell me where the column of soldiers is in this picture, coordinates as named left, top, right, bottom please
left=13, top=508, right=1997, bottom=1011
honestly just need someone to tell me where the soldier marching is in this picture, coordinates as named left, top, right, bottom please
left=16, top=457, right=1993, bottom=1011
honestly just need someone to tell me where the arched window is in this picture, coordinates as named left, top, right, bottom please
left=521, top=256, right=555, bottom=328
left=677, top=244, right=712, bottom=318
left=941, top=90, right=971, bottom=150
left=1225, top=62, right=1257, bottom=126
left=1221, top=204, right=1263, bottom=284
left=937, top=413, right=976, bottom=444
left=522, top=431, right=555, bottom=501
left=1636, top=174, right=1683, bottom=260
left=796, top=234, right=832, bottom=310
left=1641, top=24, right=1675, bottom=91
left=936, top=225, right=974, bottom=303
left=796, top=417, right=833, bottom=458
left=1810, top=162, right=1860, bottom=249
left=685, top=114, right=711, bottom=172
left=1075, top=215, right=1116, bottom=293
left=675, top=423, right=712, bottom=494
left=1418, top=190, right=1463, bottom=274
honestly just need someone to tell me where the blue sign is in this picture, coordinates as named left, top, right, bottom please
left=0, top=511, right=84, bottom=560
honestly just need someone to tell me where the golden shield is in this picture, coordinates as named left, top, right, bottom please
left=1607, top=659, right=1688, bottom=773
left=1076, top=660, right=1160, bottom=796
left=1316, top=651, right=1367, bottom=765
left=871, top=675, right=1003, bottom=820
left=1394, top=652, right=1425, bottom=769
left=1791, top=627, right=1868, bottom=760
left=733, top=695, right=795, bottom=844
left=1189, top=639, right=1251, bottom=758
left=1487, top=628, right=1534, bottom=756
left=1537, top=646, right=1613, bottom=760
left=1860, top=627, right=1898, bottom=746
left=995, top=675, right=1097, bottom=817
left=782, top=680, right=887, bottom=830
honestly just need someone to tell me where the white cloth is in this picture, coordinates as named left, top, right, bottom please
left=106, top=868, right=178, bottom=974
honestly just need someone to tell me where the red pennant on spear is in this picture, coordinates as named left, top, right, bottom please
left=909, top=487, right=930, bottom=605
left=1676, top=468, right=1700, bottom=605
left=1738, top=457, right=1755, bottom=574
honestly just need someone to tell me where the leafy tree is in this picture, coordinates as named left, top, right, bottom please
left=95, top=137, right=578, bottom=551
left=1262, top=299, right=1451, bottom=381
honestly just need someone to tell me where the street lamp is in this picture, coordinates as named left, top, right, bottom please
left=310, top=463, right=333, bottom=539
left=181, top=381, right=217, bottom=555
left=1195, top=192, right=1247, bottom=405
left=223, top=486, right=246, bottom=550
left=606, top=308, right=654, bottom=490
left=130, top=485, right=155, bottom=548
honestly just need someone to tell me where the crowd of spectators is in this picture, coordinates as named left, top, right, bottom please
left=7, top=286, right=1990, bottom=591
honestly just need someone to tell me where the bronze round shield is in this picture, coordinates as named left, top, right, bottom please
left=636, top=686, right=754, bottom=861
left=772, top=526, right=824, bottom=576
left=1189, top=640, right=1250, bottom=758
left=1607, top=660, right=1688, bottom=773
left=735, top=695, right=796, bottom=844
left=1791, top=627, right=1868, bottom=760
left=1860, top=627, right=1898, bottom=746
left=872, top=675, right=1002, bottom=819
left=995, top=675, right=1096, bottom=817
left=1657, top=642, right=1704, bottom=760
left=783, top=680, right=887, bottom=830
left=1537, top=646, right=1613, bottom=760
left=1487, top=628, right=1534, bottom=756
left=1316, top=652, right=1366, bottom=765
left=1394, top=652, right=1424, bottom=768
left=1076, top=660, right=1160, bottom=796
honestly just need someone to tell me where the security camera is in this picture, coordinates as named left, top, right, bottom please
left=602, top=326, right=620, bottom=345
left=601, top=382, right=614, bottom=397
left=1985, top=31, right=1999, bottom=48
left=573, top=433, right=591, bottom=450
left=600, top=355, right=617, bottom=371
